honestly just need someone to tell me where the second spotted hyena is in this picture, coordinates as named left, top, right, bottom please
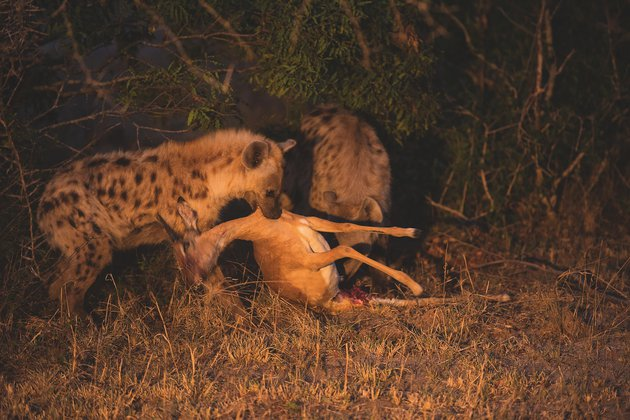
left=284, top=105, right=391, bottom=283
left=38, top=128, right=295, bottom=316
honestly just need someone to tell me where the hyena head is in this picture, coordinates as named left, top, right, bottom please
left=241, top=138, right=296, bottom=219
left=157, top=198, right=211, bottom=285
left=321, top=191, right=384, bottom=223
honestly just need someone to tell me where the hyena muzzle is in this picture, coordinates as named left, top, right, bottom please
left=283, top=104, right=391, bottom=286
left=37, top=128, right=295, bottom=316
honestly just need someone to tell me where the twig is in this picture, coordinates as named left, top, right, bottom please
left=339, top=0, right=371, bottom=69
left=471, top=258, right=562, bottom=272
left=388, top=0, right=419, bottom=52
left=198, top=0, right=255, bottom=61
left=426, top=196, right=475, bottom=221
left=604, top=0, right=621, bottom=98
left=439, top=4, right=517, bottom=98
left=497, top=6, right=533, bottom=36
left=289, top=0, right=312, bottom=53
left=471, top=258, right=627, bottom=301
left=458, top=180, right=468, bottom=215
left=479, top=136, right=495, bottom=211
left=39, top=109, right=117, bottom=131
left=438, top=170, right=455, bottom=203
left=60, top=2, right=113, bottom=103
left=479, top=169, right=495, bottom=211
left=1, top=118, right=41, bottom=280
left=552, top=151, right=585, bottom=191
left=134, top=0, right=226, bottom=93
left=543, top=5, right=557, bottom=102
left=533, top=0, right=546, bottom=128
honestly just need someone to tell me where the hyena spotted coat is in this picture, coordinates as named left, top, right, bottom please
left=284, top=105, right=391, bottom=282
left=38, top=128, right=295, bottom=315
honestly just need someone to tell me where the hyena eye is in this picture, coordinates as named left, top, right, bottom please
left=265, top=189, right=276, bottom=198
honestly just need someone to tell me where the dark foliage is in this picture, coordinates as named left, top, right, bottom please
left=0, top=0, right=628, bottom=310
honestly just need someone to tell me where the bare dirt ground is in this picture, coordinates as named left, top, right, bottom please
left=0, top=223, right=628, bottom=418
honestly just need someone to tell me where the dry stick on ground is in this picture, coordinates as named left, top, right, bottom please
left=373, top=294, right=510, bottom=307
left=440, top=236, right=628, bottom=301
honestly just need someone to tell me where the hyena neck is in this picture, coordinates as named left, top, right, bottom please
left=191, top=171, right=251, bottom=229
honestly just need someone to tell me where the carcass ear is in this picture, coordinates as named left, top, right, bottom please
left=156, top=213, right=180, bottom=242
left=278, top=139, right=296, bottom=153
left=242, top=140, right=270, bottom=169
left=323, top=190, right=338, bottom=204
left=279, top=192, right=294, bottom=210
left=362, top=197, right=383, bottom=223
left=176, top=197, right=199, bottom=232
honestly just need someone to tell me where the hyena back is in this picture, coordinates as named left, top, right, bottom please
left=284, top=105, right=391, bottom=282
left=38, top=128, right=294, bottom=315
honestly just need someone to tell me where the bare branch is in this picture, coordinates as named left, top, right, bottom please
left=59, top=3, right=114, bottom=104
left=533, top=0, right=546, bottom=128
left=289, top=0, right=312, bottom=53
left=426, top=196, right=483, bottom=222
left=133, top=0, right=226, bottom=93
left=439, top=4, right=517, bottom=98
left=479, top=169, right=495, bottom=211
left=604, top=0, right=621, bottom=98
left=339, top=0, right=371, bottom=70
left=389, top=0, right=420, bottom=52
left=1, top=118, right=41, bottom=279
left=198, top=0, right=255, bottom=61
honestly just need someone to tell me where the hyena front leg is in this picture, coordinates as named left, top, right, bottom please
left=49, top=236, right=113, bottom=317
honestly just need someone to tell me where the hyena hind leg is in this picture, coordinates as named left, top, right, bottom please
left=49, top=237, right=113, bottom=317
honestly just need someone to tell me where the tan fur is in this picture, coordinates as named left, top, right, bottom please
left=284, top=105, right=392, bottom=281
left=163, top=200, right=423, bottom=313
left=37, top=128, right=295, bottom=316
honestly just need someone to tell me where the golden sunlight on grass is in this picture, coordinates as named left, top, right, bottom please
left=1, top=236, right=627, bottom=417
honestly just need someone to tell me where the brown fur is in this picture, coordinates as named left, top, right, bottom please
left=161, top=199, right=423, bottom=313
left=37, top=128, right=295, bottom=316
left=284, top=105, right=392, bottom=282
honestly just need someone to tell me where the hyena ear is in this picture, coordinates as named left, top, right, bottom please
left=362, top=197, right=383, bottom=223
left=323, top=191, right=338, bottom=204
left=176, top=197, right=200, bottom=232
left=277, top=139, right=296, bottom=153
left=242, top=140, right=270, bottom=169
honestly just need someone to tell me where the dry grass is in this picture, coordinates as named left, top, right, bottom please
left=0, top=229, right=628, bottom=418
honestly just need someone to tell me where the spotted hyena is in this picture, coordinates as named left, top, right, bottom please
left=38, top=128, right=295, bottom=316
left=283, top=105, right=391, bottom=284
